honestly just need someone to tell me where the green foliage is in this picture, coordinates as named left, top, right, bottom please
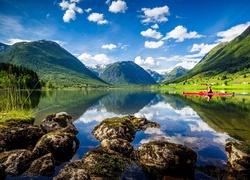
left=0, top=62, right=41, bottom=89
left=0, top=40, right=108, bottom=88
left=100, top=61, right=156, bottom=85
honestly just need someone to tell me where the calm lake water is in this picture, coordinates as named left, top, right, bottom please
left=6, top=89, right=250, bottom=179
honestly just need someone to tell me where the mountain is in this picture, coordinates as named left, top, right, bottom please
left=146, top=69, right=164, bottom=83
left=99, top=61, right=157, bottom=85
left=0, top=42, right=10, bottom=53
left=162, top=66, right=188, bottom=82
left=164, top=25, right=250, bottom=83
left=0, top=40, right=108, bottom=87
left=87, top=64, right=107, bottom=76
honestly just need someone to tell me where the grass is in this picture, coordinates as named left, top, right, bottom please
left=156, top=82, right=250, bottom=93
left=0, top=109, right=35, bottom=125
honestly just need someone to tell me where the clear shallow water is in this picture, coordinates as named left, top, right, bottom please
left=6, top=90, right=250, bottom=179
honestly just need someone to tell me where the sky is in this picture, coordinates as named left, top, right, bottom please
left=1, top=0, right=250, bottom=73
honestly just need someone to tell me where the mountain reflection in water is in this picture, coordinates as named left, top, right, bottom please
left=9, top=90, right=249, bottom=179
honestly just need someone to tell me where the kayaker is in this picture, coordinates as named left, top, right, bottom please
left=207, top=86, right=213, bottom=93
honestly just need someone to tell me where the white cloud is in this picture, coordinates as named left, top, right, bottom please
left=216, top=22, right=250, bottom=43
left=85, top=8, right=92, bottom=13
left=70, top=0, right=81, bottom=2
left=6, top=38, right=31, bottom=45
left=140, top=28, right=162, bottom=39
left=118, top=43, right=128, bottom=50
left=88, top=13, right=108, bottom=25
left=102, top=44, right=117, bottom=50
left=151, top=24, right=159, bottom=29
left=134, top=56, right=160, bottom=69
left=190, top=43, right=218, bottom=56
left=141, top=6, right=170, bottom=24
left=163, top=25, right=203, bottom=42
left=108, top=0, right=128, bottom=13
left=59, top=0, right=83, bottom=23
left=145, top=40, right=164, bottom=49
left=53, top=40, right=68, bottom=47
left=78, top=53, right=111, bottom=65
left=63, top=9, right=76, bottom=22
left=174, top=61, right=197, bottom=70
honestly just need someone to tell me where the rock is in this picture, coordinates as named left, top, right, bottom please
left=0, top=164, right=6, bottom=179
left=53, top=160, right=89, bottom=180
left=196, top=165, right=229, bottom=179
left=26, top=153, right=55, bottom=176
left=131, top=141, right=197, bottom=179
left=32, top=132, right=79, bottom=163
left=54, top=146, right=131, bottom=180
left=40, top=112, right=78, bottom=135
left=0, top=121, right=44, bottom=152
left=225, top=138, right=250, bottom=172
left=92, top=116, right=136, bottom=142
left=101, top=138, right=134, bottom=156
left=127, top=115, right=160, bottom=131
left=92, top=115, right=160, bottom=142
left=1, top=149, right=34, bottom=175
left=121, top=162, right=148, bottom=180
left=83, top=146, right=131, bottom=179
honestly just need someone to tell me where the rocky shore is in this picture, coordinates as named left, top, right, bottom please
left=0, top=113, right=249, bottom=179
left=0, top=112, right=79, bottom=179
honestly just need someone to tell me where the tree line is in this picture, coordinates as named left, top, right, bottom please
left=0, top=62, right=41, bottom=89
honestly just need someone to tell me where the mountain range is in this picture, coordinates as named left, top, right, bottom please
left=1, top=25, right=250, bottom=87
left=164, top=25, right=250, bottom=83
left=99, top=61, right=156, bottom=85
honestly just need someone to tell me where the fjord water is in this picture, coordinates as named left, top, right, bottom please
left=7, top=90, right=250, bottom=179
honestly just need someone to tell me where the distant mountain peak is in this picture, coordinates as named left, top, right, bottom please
left=100, top=61, right=156, bottom=85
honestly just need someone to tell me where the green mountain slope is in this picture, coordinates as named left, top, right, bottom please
left=100, top=61, right=156, bottom=85
left=0, top=40, right=107, bottom=87
left=164, top=25, right=250, bottom=83
left=163, top=66, right=188, bottom=82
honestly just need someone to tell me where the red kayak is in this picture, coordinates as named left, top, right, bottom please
left=183, top=92, right=234, bottom=96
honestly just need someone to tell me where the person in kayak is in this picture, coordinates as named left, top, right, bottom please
left=207, top=86, right=213, bottom=93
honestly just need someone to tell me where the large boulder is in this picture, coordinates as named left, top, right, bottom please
left=0, top=121, right=44, bottom=152
left=1, top=149, right=34, bottom=175
left=40, top=112, right=78, bottom=135
left=225, top=138, right=250, bottom=172
left=131, top=141, right=197, bottom=179
left=92, top=115, right=160, bottom=142
left=55, top=146, right=131, bottom=180
left=32, top=132, right=79, bottom=162
left=53, top=160, right=89, bottom=180
left=26, top=153, right=55, bottom=176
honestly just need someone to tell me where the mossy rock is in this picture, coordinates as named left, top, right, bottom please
left=83, top=146, right=131, bottom=178
left=92, top=116, right=136, bottom=142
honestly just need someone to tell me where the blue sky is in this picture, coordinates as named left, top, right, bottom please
left=1, top=0, right=250, bottom=73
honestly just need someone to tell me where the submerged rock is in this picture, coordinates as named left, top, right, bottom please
left=225, top=138, right=250, bottom=172
left=131, top=141, right=197, bottom=179
left=40, top=112, right=78, bottom=135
